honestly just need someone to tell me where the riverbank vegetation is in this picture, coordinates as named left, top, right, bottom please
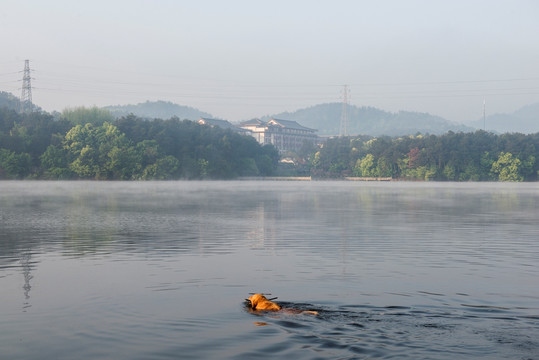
left=0, top=108, right=279, bottom=179
left=0, top=106, right=538, bottom=181
left=309, top=131, right=538, bottom=181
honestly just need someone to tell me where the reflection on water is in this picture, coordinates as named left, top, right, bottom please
left=0, top=181, right=538, bottom=359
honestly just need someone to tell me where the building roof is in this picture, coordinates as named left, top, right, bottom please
left=268, top=118, right=316, bottom=132
left=198, top=117, right=248, bottom=132
left=238, top=118, right=266, bottom=127
left=239, top=118, right=316, bottom=132
left=199, top=117, right=233, bottom=128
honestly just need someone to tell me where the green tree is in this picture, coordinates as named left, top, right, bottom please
left=198, top=158, right=209, bottom=178
left=491, top=152, right=523, bottom=182
left=354, top=153, right=376, bottom=177
left=140, top=156, right=180, bottom=180
left=479, top=152, right=496, bottom=181
left=40, top=145, right=72, bottom=179
left=424, top=166, right=437, bottom=181
left=520, top=155, right=536, bottom=180
left=256, top=146, right=279, bottom=176
left=0, top=149, right=32, bottom=178
left=116, top=114, right=152, bottom=144
left=376, top=157, right=392, bottom=177
left=459, top=161, right=481, bottom=181
left=107, top=145, right=141, bottom=180
left=61, top=106, right=114, bottom=126
left=64, top=122, right=135, bottom=179
left=136, top=140, right=161, bottom=169
left=442, top=163, right=456, bottom=181
left=70, top=145, right=100, bottom=178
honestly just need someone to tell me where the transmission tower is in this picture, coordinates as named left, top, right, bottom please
left=340, top=84, right=350, bottom=136
left=20, top=59, right=33, bottom=113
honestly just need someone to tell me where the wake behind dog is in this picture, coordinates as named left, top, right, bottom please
left=245, top=293, right=318, bottom=315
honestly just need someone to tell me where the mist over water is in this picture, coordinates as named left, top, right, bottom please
left=1, top=181, right=538, bottom=359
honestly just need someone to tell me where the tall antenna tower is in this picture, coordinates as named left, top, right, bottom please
left=20, top=59, right=33, bottom=113
left=340, top=84, right=349, bottom=136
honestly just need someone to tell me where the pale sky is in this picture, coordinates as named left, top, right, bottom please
left=1, top=0, right=538, bottom=123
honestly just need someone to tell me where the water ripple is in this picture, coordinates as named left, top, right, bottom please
left=234, top=299, right=539, bottom=360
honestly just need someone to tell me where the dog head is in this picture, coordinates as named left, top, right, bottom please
left=245, top=293, right=281, bottom=311
left=246, top=293, right=267, bottom=309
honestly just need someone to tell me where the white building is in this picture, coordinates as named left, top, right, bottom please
left=239, top=118, right=318, bottom=153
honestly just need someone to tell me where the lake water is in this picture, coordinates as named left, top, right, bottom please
left=1, top=181, right=538, bottom=359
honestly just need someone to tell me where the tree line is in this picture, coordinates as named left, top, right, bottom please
left=0, top=107, right=279, bottom=180
left=1, top=105, right=538, bottom=181
left=309, top=131, right=539, bottom=181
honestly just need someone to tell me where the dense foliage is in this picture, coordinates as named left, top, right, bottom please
left=0, top=108, right=279, bottom=180
left=310, top=132, right=539, bottom=181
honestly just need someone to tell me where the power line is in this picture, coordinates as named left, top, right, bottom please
left=3, top=59, right=538, bottom=116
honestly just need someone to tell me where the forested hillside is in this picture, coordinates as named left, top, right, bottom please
left=268, top=103, right=475, bottom=136
left=105, top=100, right=213, bottom=120
left=0, top=107, right=279, bottom=180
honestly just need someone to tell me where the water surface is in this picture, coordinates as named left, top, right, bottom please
left=1, top=181, right=538, bottom=359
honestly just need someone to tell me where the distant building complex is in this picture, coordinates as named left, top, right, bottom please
left=197, top=117, right=318, bottom=154
left=238, top=118, right=317, bottom=153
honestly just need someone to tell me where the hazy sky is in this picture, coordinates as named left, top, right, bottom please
left=1, top=0, right=538, bottom=123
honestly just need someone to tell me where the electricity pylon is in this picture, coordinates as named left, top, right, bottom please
left=340, top=84, right=350, bottom=137
left=20, top=59, right=33, bottom=113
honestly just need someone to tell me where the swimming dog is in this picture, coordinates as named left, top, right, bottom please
left=245, top=293, right=318, bottom=315
left=246, top=293, right=282, bottom=311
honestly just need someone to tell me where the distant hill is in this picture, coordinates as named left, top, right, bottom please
left=469, top=102, right=539, bottom=134
left=105, top=100, right=213, bottom=120
left=0, top=91, right=41, bottom=112
left=265, top=103, right=475, bottom=136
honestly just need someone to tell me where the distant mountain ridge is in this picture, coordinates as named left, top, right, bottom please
left=469, top=102, right=539, bottom=134
left=2, top=91, right=537, bottom=135
left=266, top=103, right=475, bottom=136
left=101, top=100, right=475, bottom=136
left=105, top=100, right=213, bottom=120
